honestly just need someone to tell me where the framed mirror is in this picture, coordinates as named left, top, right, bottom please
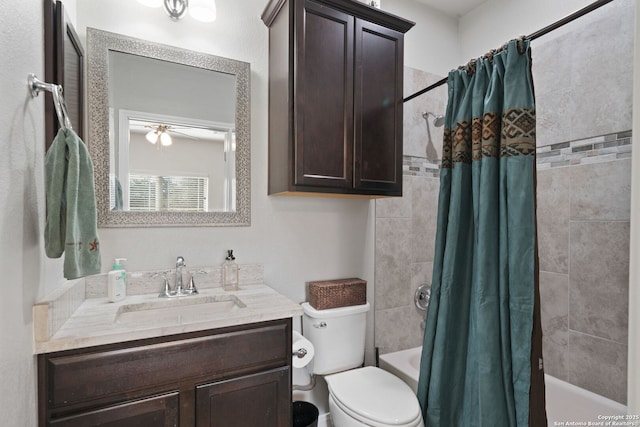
left=87, top=28, right=250, bottom=227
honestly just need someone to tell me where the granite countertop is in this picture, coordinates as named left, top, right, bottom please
left=34, top=284, right=303, bottom=354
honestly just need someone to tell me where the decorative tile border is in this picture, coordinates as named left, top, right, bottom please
left=536, top=130, right=632, bottom=170
left=403, top=130, right=632, bottom=175
left=403, top=155, right=440, bottom=177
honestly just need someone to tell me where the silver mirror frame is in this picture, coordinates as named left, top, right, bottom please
left=87, top=28, right=250, bottom=227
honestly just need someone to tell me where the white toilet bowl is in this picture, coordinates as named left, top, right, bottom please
left=325, top=366, right=424, bottom=427
left=301, top=302, right=424, bottom=427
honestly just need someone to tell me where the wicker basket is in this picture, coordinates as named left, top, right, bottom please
left=307, top=278, right=367, bottom=310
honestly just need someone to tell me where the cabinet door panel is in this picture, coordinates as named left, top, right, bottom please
left=196, top=367, right=290, bottom=427
left=49, top=393, right=178, bottom=427
left=295, top=0, right=354, bottom=189
left=354, top=19, right=403, bottom=195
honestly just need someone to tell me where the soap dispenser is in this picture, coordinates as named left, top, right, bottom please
left=222, top=250, right=239, bottom=291
left=108, top=258, right=127, bottom=302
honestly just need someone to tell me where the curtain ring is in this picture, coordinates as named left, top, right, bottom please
left=516, top=35, right=527, bottom=54
left=466, top=58, right=477, bottom=75
left=484, top=49, right=496, bottom=61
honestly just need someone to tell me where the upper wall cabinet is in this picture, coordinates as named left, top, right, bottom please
left=262, top=0, right=414, bottom=198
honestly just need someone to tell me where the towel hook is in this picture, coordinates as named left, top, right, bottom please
left=28, top=73, right=73, bottom=131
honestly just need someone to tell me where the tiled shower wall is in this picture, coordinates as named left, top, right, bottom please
left=537, top=148, right=631, bottom=404
left=374, top=67, right=444, bottom=354
left=374, top=0, right=633, bottom=405
left=533, top=0, right=633, bottom=404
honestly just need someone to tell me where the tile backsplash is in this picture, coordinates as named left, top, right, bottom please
left=86, top=263, right=264, bottom=298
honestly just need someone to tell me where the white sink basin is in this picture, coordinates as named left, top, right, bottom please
left=115, top=295, right=246, bottom=325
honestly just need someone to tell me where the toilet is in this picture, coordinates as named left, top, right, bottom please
left=302, top=302, right=424, bottom=427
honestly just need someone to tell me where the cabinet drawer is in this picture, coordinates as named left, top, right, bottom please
left=44, top=321, right=289, bottom=410
left=49, top=392, right=179, bottom=427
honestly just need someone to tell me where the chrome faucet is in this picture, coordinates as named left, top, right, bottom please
left=175, top=256, right=186, bottom=294
left=156, top=256, right=198, bottom=298
left=155, top=257, right=203, bottom=298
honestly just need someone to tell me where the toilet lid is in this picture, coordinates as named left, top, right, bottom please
left=325, top=366, right=422, bottom=426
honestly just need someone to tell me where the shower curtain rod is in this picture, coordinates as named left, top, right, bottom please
left=403, top=0, right=615, bottom=103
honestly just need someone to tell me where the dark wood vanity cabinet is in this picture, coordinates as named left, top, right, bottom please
left=38, top=319, right=292, bottom=427
left=262, top=0, right=414, bottom=197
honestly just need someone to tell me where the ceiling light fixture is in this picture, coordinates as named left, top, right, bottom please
left=160, top=132, right=173, bottom=146
left=145, top=129, right=159, bottom=144
left=188, top=0, right=217, bottom=22
left=145, top=125, right=173, bottom=146
left=138, top=0, right=217, bottom=23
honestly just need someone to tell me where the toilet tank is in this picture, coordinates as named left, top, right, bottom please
left=301, top=302, right=370, bottom=375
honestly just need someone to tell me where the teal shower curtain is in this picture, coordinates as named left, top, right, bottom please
left=416, top=39, right=546, bottom=427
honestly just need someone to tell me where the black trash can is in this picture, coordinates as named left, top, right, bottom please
left=292, top=401, right=318, bottom=427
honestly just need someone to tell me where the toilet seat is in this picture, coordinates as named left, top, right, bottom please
left=325, top=366, right=423, bottom=427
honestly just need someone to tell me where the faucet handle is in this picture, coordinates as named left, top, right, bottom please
left=153, top=271, right=173, bottom=298
left=182, top=270, right=206, bottom=295
left=176, top=256, right=186, bottom=268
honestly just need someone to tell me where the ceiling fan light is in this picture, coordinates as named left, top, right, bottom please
left=189, top=0, right=217, bottom=22
left=160, top=132, right=173, bottom=146
left=145, top=130, right=159, bottom=144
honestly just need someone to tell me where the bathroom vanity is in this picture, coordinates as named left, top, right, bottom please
left=34, top=281, right=302, bottom=427
left=38, top=319, right=291, bottom=426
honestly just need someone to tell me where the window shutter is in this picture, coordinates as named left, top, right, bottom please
left=128, top=174, right=208, bottom=212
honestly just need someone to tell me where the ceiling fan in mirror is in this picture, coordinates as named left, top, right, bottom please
left=142, top=124, right=197, bottom=146
left=129, top=121, right=201, bottom=147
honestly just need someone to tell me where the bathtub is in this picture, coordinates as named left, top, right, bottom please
left=379, top=346, right=627, bottom=426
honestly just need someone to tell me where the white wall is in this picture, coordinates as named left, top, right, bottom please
left=383, top=0, right=460, bottom=76
left=0, top=0, right=68, bottom=423
left=458, top=0, right=595, bottom=61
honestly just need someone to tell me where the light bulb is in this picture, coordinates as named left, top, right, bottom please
left=137, top=0, right=162, bottom=8
left=160, top=132, right=172, bottom=146
left=145, top=130, right=159, bottom=144
left=189, top=0, right=217, bottom=22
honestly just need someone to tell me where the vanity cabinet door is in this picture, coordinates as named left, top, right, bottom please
left=195, top=366, right=291, bottom=427
left=48, top=392, right=179, bottom=427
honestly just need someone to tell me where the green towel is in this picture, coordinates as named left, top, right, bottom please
left=45, top=129, right=101, bottom=279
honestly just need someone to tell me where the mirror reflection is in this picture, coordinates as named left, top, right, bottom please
left=108, top=50, right=236, bottom=213
left=113, top=117, right=236, bottom=212
left=87, top=28, right=251, bottom=227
